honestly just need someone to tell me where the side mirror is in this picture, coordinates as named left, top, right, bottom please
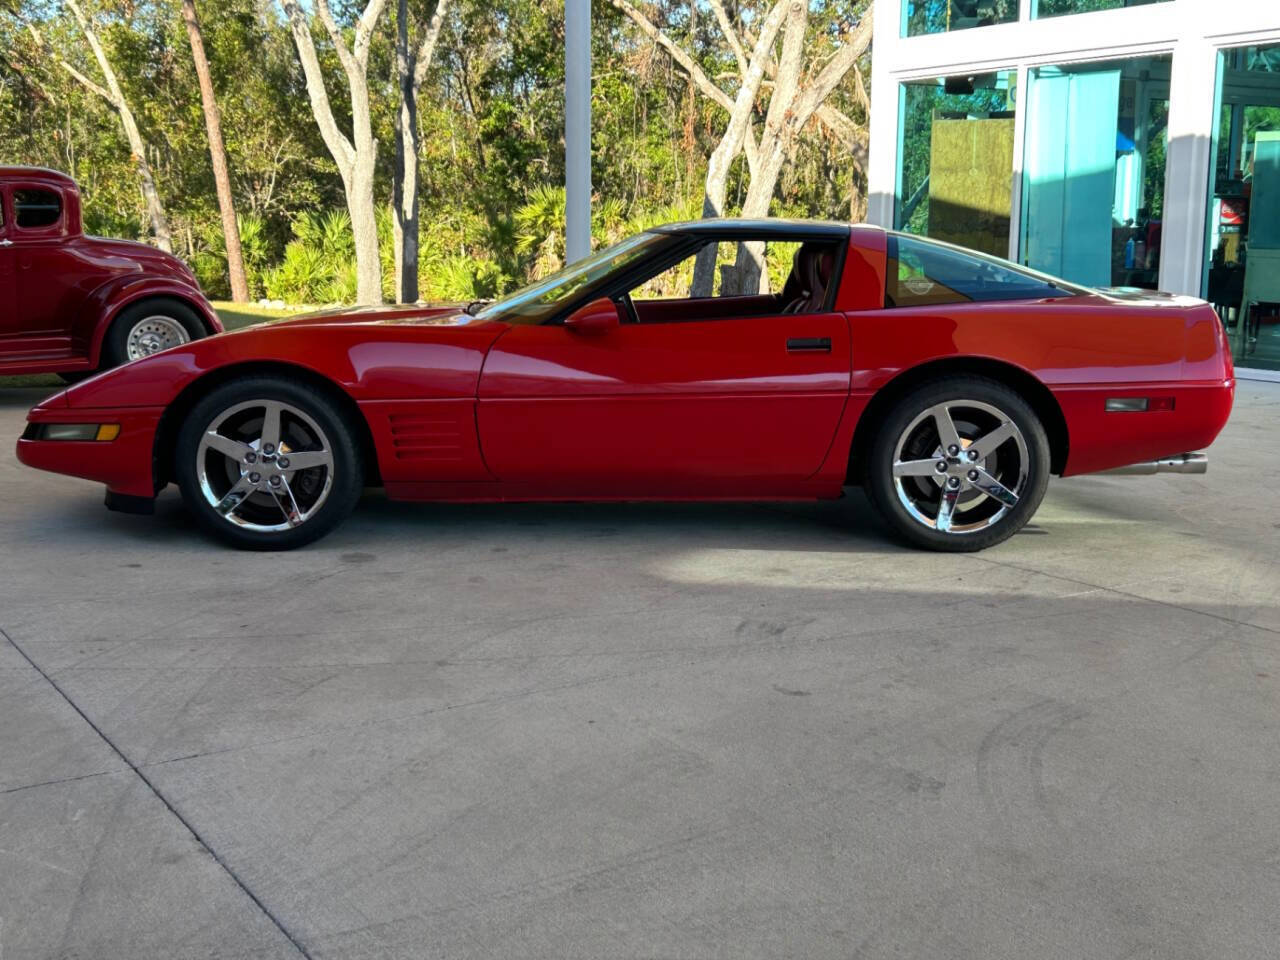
left=564, top=297, right=620, bottom=336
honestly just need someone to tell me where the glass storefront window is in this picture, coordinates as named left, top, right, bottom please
left=1031, top=0, right=1166, bottom=19
left=1204, top=43, right=1280, bottom=372
left=895, top=72, right=1016, bottom=258
left=902, top=0, right=1017, bottom=38
left=1019, top=56, right=1170, bottom=290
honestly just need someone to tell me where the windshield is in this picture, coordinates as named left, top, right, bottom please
left=475, top=232, right=669, bottom=324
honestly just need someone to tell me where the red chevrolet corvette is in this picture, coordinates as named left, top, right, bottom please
left=16, top=220, right=1234, bottom=551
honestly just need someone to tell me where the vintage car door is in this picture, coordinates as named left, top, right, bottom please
left=8, top=182, right=74, bottom=337
left=475, top=305, right=851, bottom=488
left=0, top=189, right=13, bottom=340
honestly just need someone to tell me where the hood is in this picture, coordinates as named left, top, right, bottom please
left=233, top=302, right=474, bottom=332
left=83, top=235, right=200, bottom=286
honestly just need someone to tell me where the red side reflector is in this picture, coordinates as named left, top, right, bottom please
left=1149, top=396, right=1175, bottom=411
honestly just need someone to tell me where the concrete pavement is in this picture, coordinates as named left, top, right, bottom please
left=1, top=379, right=1278, bottom=959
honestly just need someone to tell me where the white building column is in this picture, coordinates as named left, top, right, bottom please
left=565, top=0, right=591, bottom=263
left=1159, top=31, right=1218, bottom=296
left=865, top=0, right=903, bottom=227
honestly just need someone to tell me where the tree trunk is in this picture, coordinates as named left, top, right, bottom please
left=348, top=163, right=382, bottom=304
left=392, top=0, right=447, bottom=304
left=688, top=0, right=789, bottom=296
left=392, top=91, right=420, bottom=303
left=64, top=0, right=171, bottom=253
left=180, top=0, right=248, bottom=301
left=281, top=0, right=386, bottom=305
left=726, top=0, right=807, bottom=295
left=729, top=144, right=789, bottom=294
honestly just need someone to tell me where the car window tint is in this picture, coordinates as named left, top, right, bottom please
left=631, top=239, right=837, bottom=309
left=885, top=233, right=1072, bottom=308
left=631, top=241, right=735, bottom=299
left=14, top=189, right=62, bottom=229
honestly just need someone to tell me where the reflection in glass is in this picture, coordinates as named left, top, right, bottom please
left=1204, top=43, right=1280, bottom=371
left=895, top=72, right=1016, bottom=258
left=1020, top=56, right=1170, bottom=290
left=1031, top=0, right=1165, bottom=20
left=902, top=0, right=1017, bottom=37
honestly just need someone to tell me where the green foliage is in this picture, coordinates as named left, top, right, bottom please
left=1, top=0, right=872, bottom=305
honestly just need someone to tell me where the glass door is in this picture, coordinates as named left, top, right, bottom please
left=1204, top=44, right=1280, bottom=372
left=1021, top=66, right=1121, bottom=287
left=1020, top=56, right=1172, bottom=291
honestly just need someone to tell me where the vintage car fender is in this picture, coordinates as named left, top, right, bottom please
left=79, top=273, right=223, bottom=368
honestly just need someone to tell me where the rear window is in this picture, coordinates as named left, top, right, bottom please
left=14, top=188, right=63, bottom=229
left=886, top=233, right=1074, bottom=308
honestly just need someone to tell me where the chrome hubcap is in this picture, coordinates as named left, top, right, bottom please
left=196, top=400, right=335, bottom=533
left=126, top=316, right=190, bottom=360
left=891, top=399, right=1028, bottom=535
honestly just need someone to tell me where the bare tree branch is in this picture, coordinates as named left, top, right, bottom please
left=59, top=61, right=113, bottom=104
left=791, top=11, right=874, bottom=129
left=354, top=0, right=387, bottom=67
left=63, top=0, right=171, bottom=251
left=314, top=0, right=359, bottom=83
left=281, top=0, right=355, bottom=168
left=607, top=0, right=734, bottom=113
left=707, top=0, right=748, bottom=78
left=411, top=0, right=449, bottom=90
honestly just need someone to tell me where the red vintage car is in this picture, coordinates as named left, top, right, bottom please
left=15, top=220, right=1234, bottom=551
left=0, top=166, right=220, bottom=378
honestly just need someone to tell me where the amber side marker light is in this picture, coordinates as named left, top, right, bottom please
left=1105, top=397, right=1175, bottom=413
left=36, top=423, right=121, bottom=441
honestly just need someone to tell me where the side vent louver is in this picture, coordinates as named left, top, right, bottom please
left=388, top=413, right=464, bottom=462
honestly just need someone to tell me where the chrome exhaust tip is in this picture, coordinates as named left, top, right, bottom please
left=1103, top=453, right=1208, bottom=476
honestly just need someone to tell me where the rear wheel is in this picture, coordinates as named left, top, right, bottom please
left=103, top=298, right=205, bottom=369
left=175, top=377, right=363, bottom=550
left=865, top=377, right=1050, bottom=551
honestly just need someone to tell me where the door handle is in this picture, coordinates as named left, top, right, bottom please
left=0, top=239, right=12, bottom=247
left=786, top=337, right=831, bottom=353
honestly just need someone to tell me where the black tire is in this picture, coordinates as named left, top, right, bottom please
left=102, top=297, right=206, bottom=369
left=864, top=376, right=1051, bottom=552
left=175, top=377, right=364, bottom=550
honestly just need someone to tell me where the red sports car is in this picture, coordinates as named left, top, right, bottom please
left=15, top=220, right=1234, bottom=551
left=0, top=166, right=219, bottom=378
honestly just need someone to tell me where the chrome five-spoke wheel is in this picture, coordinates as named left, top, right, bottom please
left=866, top=377, right=1050, bottom=551
left=196, top=399, right=335, bottom=532
left=176, top=377, right=363, bottom=549
left=891, top=399, right=1028, bottom=535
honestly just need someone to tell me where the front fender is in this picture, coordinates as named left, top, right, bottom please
left=79, top=275, right=222, bottom=367
left=56, top=318, right=506, bottom=411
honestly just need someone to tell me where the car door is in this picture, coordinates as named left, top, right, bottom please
left=9, top=182, right=74, bottom=337
left=476, top=240, right=851, bottom=490
left=0, top=188, right=14, bottom=340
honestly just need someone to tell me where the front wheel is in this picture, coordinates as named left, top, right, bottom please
left=103, top=298, right=205, bottom=369
left=865, top=377, right=1050, bottom=552
left=175, top=377, right=364, bottom=550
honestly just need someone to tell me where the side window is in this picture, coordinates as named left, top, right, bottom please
left=886, top=233, right=1070, bottom=308
left=630, top=238, right=839, bottom=315
left=14, top=189, right=63, bottom=230
left=631, top=241, right=736, bottom=300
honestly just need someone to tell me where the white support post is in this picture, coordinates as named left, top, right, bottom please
left=1159, top=34, right=1218, bottom=296
left=565, top=0, right=591, bottom=263
left=866, top=0, right=904, bottom=226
